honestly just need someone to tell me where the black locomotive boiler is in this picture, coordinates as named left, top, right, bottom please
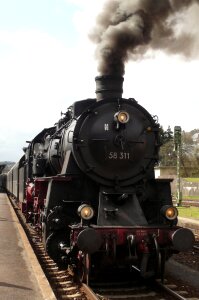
left=2, top=75, right=195, bottom=283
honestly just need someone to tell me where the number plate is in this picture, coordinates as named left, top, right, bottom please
left=108, top=152, right=130, bottom=160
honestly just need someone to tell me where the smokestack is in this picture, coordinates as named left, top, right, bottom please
left=95, top=75, right=124, bottom=101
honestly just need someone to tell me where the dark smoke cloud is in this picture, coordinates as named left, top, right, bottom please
left=90, top=0, right=199, bottom=75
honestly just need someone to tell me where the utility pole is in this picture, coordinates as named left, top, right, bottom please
left=174, top=126, right=182, bottom=206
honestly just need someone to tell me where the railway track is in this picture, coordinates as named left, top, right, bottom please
left=8, top=195, right=199, bottom=300
left=82, top=278, right=199, bottom=300
left=193, top=240, right=199, bottom=251
left=9, top=196, right=88, bottom=299
left=179, top=200, right=199, bottom=207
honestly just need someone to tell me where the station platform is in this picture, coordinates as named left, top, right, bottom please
left=178, top=216, right=199, bottom=230
left=0, top=193, right=56, bottom=300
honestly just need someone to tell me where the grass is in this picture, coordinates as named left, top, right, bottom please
left=184, top=178, right=199, bottom=182
left=177, top=206, right=199, bottom=219
left=182, top=196, right=199, bottom=200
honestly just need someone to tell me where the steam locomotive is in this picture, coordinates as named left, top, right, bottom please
left=0, top=75, right=195, bottom=283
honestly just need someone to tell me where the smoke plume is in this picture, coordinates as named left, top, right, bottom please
left=90, top=0, right=199, bottom=75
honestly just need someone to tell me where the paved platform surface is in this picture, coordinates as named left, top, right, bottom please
left=0, top=193, right=56, bottom=300
left=178, top=216, right=199, bottom=230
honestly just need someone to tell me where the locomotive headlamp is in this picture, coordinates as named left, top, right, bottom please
left=161, top=205, right=178, bottom=221
left=114, top=111, right=130, bottom=124
left=77, top=204, right=94, bottom=220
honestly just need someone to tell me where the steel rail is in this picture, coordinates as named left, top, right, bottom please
left=155, top=280, right=188, bottom=300
left=82, top=284, right=100, bottom=300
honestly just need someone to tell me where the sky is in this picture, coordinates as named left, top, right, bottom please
left=0, top=0, right=199, bottom=162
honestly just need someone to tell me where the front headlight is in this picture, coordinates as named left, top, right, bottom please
left=77, top=204, right=94, bottom=220
left=161, top=205, right=178, bottom=221
left=114, top=111, right=130, bottom=124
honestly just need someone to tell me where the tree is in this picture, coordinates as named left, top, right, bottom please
left=159, top=126, right=176, bottom=166
left=159, top=127, right=199, bottom=177
left=180, top=131, right=199, bottom=177
left=159, top=125, right=173, bottom=145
